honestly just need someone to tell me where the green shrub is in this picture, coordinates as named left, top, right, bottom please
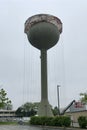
left=53, top=116, right=63, bottom=126
left=40, top=116, right=48, bottom=125
left=30, top=116, right=42, bottom=125
left=62, top=116, right=71, bottom=127
left=53, top=116, right=71, bottom=127
left=41, top=117, right=53, bottom=126
left=29, top=116, right=71, bottom=127
left=46, top=117, right=54, bottom=126
left=78, top=116, right=87, bottom=128
left=30, top=116, right=53, bottom=126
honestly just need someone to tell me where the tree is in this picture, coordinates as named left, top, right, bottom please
left=16, top=102, right=40, bottom=117
left=80, top=92, right=87, bottom=104
left=52, top=106, right=59, bottom=116
left=0, top=88, right=12, bottom=110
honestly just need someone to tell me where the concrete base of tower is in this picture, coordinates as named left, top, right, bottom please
left=37, top=99, right=53, bottom=117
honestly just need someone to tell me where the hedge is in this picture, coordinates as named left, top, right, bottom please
left=30, top=116, right=71, bottom=127
left=78, top=116, right=87, bottom=128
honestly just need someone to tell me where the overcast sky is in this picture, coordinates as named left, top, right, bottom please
left=0, top=0, right=87, bottom=110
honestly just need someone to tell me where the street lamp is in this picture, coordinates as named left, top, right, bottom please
left=57, top=85, right=60, bottom=115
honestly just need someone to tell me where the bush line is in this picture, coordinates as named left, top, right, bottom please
left=29, top=116, right=71, bottom=127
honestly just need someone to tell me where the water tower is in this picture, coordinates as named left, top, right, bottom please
left=24, top=14, right=62, bottom=116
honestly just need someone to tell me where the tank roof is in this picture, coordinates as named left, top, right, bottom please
left=24, top=14, right=62, bottom=34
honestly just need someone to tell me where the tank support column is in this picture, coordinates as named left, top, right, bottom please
left=37, top=49, right=53, bottom=117
left=41, top=49, right=48, bottom=100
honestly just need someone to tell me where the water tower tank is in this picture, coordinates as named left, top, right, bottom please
left=24, top=14, right=62, bottom=50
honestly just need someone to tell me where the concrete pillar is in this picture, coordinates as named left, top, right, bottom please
left=37, top=49, right=53, bottom=117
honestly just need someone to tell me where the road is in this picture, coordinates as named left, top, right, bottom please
left=0, top=125, right=54, bottom=130
left=0, top=125, right=84, bottom=130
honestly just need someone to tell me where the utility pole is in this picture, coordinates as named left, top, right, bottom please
left=57, top=85, right=60, bottom=115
